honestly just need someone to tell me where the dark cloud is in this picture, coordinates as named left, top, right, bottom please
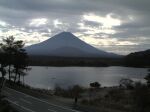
left=0, top=0, right=150, bottom=54
left=83, top=21, right=102, bottom=28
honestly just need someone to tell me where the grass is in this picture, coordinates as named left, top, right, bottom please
left=5, top=80, right=54, bottom=99
left=2, top=79, right=150, bottom=112
left=78, top=88, right=132, bottom=112
left=78, top=86, right=150, bottom=112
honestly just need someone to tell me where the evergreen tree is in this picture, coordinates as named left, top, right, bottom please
left=0, top=36, right=16, bottom=81
left=0, top=36, right=29, bottom=83
left=13, top=48, right=28, bottom=83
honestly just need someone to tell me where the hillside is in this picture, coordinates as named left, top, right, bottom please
left=124, top=49, right=150, bottom=67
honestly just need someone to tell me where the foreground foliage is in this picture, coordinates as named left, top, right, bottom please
left=0, top=36, right=29, bottom=85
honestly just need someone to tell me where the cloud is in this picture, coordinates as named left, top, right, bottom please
left=29, top=18, right=48, bottom=27
left=0, top=20, right=9, bottom=27
left=0, top=0, right=150, bottom=54
left=53, top=19, right=63, bottom=28
left=83, top=13, right=121, bottom=28
left=79, top=36, right=138, bottom=46
left=78, top=21, right=116, bottom=35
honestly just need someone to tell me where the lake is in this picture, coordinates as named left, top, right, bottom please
left=24, top=66, right=148, bottom=89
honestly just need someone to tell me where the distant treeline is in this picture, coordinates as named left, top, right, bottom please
left=124, top=49, right=150, bottom=67
left=29, top=50, right=150, bottom=67
left=26, top=49, right=150, bottom=67
left=28, top=55, right=123, bottom=67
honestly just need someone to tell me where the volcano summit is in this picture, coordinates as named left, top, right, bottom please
left=25, top=32, right=119, bottom=58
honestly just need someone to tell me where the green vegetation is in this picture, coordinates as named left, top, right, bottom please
left=78, top=70, right=150, bottom=112
left=54, top=70, right=150, bottom=112
left=1, top=71, right=149, bottom=112
left=0, top=36, right=29, bottom=83
left=0, top=36, right=29, bottom=112
left=29, top=55, right=110, bottom=67
left=124, top=49, right=150, bottom=67
left=0, top=36, right=29, bottom=86
left=90, top=82, right=101, bottom=88
left=54, top=85, right=85, bottom=98
left=119, top=78, right=134, bottom=89
left=0, top=36, right=149, bottom=112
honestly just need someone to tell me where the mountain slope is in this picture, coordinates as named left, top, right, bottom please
left=124, top=49, right=150, bottom=67
left=25, top=32, right=120, bottom=58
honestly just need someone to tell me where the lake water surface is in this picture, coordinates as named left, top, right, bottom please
left=24, top=66, right=148, bottom=89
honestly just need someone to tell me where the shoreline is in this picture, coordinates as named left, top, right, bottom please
left=2, top=78, right=150, bottom=112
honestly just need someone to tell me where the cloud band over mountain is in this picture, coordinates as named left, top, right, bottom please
left=0, top=0, right=150, bottom=54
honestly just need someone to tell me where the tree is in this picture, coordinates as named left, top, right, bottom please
left=0, top=36, right=29, bottom=83
left=0, top=36, right=23, bottom=81
left=89, top=82, right=101, bottom=102
left=119, top=78, right=134, bottom=89
left=0, top=63, right=7, bottom=93
left=13, top=49, right=29, bottom=83
left=144, top=69, right=150, bottom=87
left=0, top=53, right=7, bottom=78
left=90, top=82, right=101, bottom=89
left=0, top=45, right=8, bottom=93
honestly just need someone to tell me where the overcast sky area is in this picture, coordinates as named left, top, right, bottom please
left=0, top=0, right=150, bottom=55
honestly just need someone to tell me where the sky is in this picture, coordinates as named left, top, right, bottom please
left=0, top=0, right=150, bottom=55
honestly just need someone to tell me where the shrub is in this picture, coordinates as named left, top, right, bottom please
left=90, top=82, right=101, bottom=88
left=119, top=78, right=134, bottom=89
left=132, top=82, right=150, bottom=112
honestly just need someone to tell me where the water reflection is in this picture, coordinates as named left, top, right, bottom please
left=24, top=66, right=148, bottom=89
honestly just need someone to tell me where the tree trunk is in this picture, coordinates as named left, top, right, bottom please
left=0, top=67, right=6, bottom=94
left=14, top=68, right=18, bottom=83
left=8, top=65, right=11, bottom=81
left=18, top=73, right=21, bottom=83
left=23, top=75, right=24, bottom=85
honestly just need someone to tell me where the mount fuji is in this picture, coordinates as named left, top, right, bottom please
left=25, top=32, right=120, bottom=58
